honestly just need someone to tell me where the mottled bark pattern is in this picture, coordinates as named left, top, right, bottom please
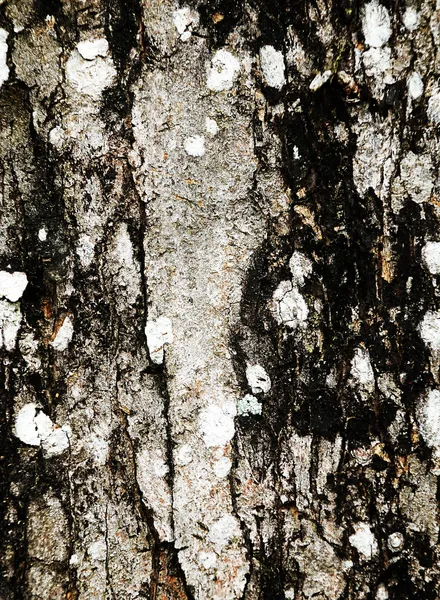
left=0, top=1, right=439, bottom=599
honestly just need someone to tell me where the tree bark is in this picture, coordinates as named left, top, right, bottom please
left=1, top=0, right=439, bottom=599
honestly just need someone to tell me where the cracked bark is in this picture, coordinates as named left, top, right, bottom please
left=1, top=0, right=440, bottom=599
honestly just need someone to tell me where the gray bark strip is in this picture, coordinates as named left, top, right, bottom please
left=0, top=1, right=440, bottom=599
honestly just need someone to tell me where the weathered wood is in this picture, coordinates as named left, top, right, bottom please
left=0, top=1, right=439, bottom=599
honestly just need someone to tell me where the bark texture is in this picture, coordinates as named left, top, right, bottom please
left=1, top=0, right=440, bottom=599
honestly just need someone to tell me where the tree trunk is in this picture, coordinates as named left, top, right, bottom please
left=1, top=0, right=439, bottom=598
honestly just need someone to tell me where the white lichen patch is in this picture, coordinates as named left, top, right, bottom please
left=419, top=311, right=440, bottom=352
left=272, top=280, right=308, bottom=329
left=77, top=38, right=109, bottom=60
left=205, top=117, right=219, bottom=135
left=69, top=554, right=79, bottom=566
left=349, top=522, right=378, bottom=559
left=38, top=227, right=47, bottom=242
left=206, top=49, right=240, bottom=92
left=88, top=539, right=107, bottom=562
left=259, top=45, right=286, bottom=90
left=417, top=390, right=440, bottom=456
left=145, top=316, right=173, bottom=364
left=351, top=347, right=375, bottom=390
left=14, top=403, right=70, bottom=456
left=0, top=29, right=9, bottom=89
left=213, top=455, right=232, bottom=478
left=208, top=514, right=241, bottom=550
left=176, top=443, right=193, bottom=466
left=0, top=300, right=23, bottom=352
left=289, top=251, right=313, bottom=286
left=0, top=271, right=28, bottom=302
left=173, top=7, right=199, bottom=41
left=66, top=48, right=116, bottom=98
left=362, top=1, right=392, bottom=48
left=245, top=364, right=271, bottom=395
left=309, top=70, right=332, bottom=92
left=407, top=71, right=423, bottom=100
left=49, top=125, right=65, bottom=149
left=403, top=7, right=420, bottom=31
left=422, top=241, right=440, bottom=275
left=361, top=46, right=392, bottom=81
left=237, top=394, right=262, bottom=416
left=51, top=316, right=74, bottom=351
left=198, top=402, right=236, bottom=447
left=184, top=135, right=205, bottom=157
left=387, top=531, right=404, bottom=552
left=377, top=584, right=389, bottom=600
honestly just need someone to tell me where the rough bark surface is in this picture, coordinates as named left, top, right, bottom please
left=1, top=0, right=440, bottom=599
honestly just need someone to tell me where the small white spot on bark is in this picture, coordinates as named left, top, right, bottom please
left=407, top=71, right=423, bottom=100
left=0, top=271, right=28, bottom=302
left=246, top=364, right=271, bottom=395
left=0, top=29, right=9, bottom=89
left=213, top=455, right=232, bottom=478
left=259, top=45, right=286, bottom=90
left=49, top=126, right=65, bottom=148
left=184, top=135, right=205, bottom=157
left=173, top=7, right=199, bottom=41
left=206, top=49, right=240, bottom=92
left=208, top=514, right=241, bottom=550
left=51, top=316, right=74, bottom=351
left=309, top=70, right=332, bottom=92
left=88, top=539, right=107, bottom=562
left=69, top=554, right=79, bottom=566
left=77, top=38, right=109, bottom=60
left=14, top=403, right=70, bottom=456
left=154, top=457, right=169, bottom=477
left=0, top=300, right=22, bottom=351
left=362, top=1, right=392, bottom=48
left=14, top=404, right=40, bottom=446
left=66, top=49, right=116, bottom=98
left=237, top=394, right=262, bottom=416
left=403, top=7, right=420, bottom=31
left=387, top=532, right=404, bottom=552
left=417, top=389, right=440, bottom=455
left=38, top=228, right=47, bottom=242
left=272, top=281, right=309, bottom=329
left=351, top=346, right=375, bottom=389
left=422, top=241, right=440, bottom=275
left=419, top=311, right=440, bottom=352
left=145, top=316, right=173, bottom=364
left=198, top=402, right=236, bottom=447
left=176, top=443, right=193, bottom=466
left=289, top=251, right=313, bottom=286
left=349, top=522, right=378, bottom=559
left=376, top=584, right=389, bottom=600
left=205, top=117, right=218, bottom=135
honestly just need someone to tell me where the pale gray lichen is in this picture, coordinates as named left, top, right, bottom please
left=237, top=394, right=262, bottom=416
left=259, top=45, right=286, bottom=90
left=206, top=49, right=240, bottom=92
